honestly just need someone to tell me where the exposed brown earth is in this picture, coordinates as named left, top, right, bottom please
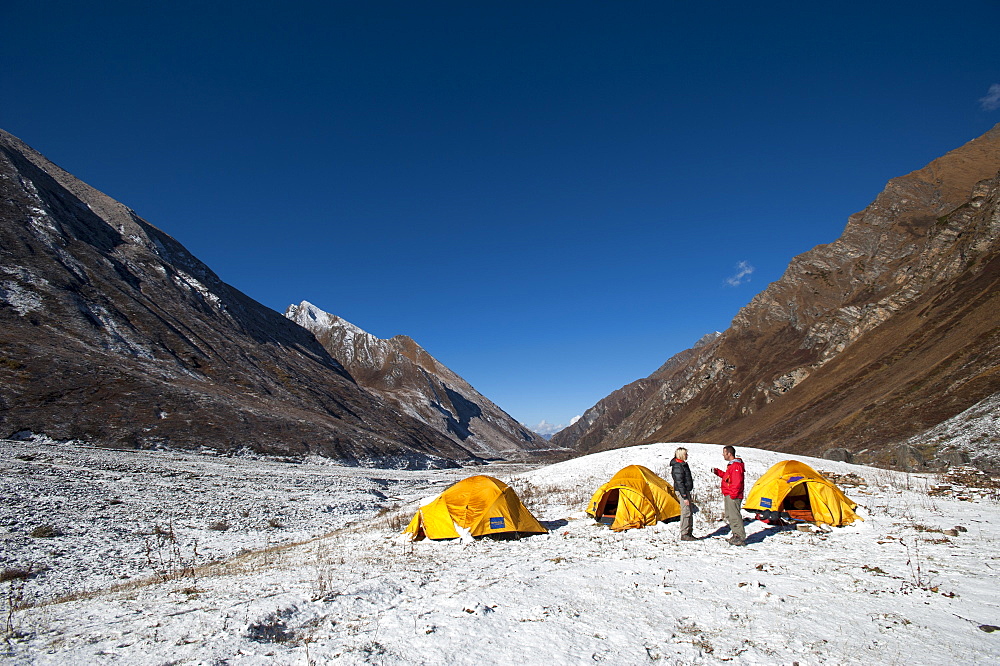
left=0, top=129, right=482, bottom=467
left=553, top=124, right=1000, bottom=470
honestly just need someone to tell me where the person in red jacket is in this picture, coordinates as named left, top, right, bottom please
left=712, top=445, right=747, bottom=546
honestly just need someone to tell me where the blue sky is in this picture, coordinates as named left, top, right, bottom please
left=3, top=2, right=998, bottom=432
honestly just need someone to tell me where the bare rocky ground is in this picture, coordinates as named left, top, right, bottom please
left=0, top=437, right=535, bottom=605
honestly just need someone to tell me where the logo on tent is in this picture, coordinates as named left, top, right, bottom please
left=490, top=517, right=506, bottom=529
left=760, top=497, right=772, bottom=508
left=787, top=476, right=804, bottom=483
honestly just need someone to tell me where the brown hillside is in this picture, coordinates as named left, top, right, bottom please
left=554, top=124, right=1000, bottom=469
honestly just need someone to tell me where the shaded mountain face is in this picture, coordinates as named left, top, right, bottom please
left=0, top=129, right=478, bottom=468
left=553, top=124, right=1000, bottom=471
left=285, top=301, right=555, bottom=459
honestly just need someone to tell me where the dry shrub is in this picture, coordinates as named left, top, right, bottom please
left=1, top=568, right=35, bottom=583
left=506, top=478, right=538, bottom=505
left=372, top=504, right=410, bottom=532
left=144, top=522, right=198, bottom=582
left=911, top=523, right=943, bottom=534
left=507, top=477, right=591, bottom=510
left=866, top=467, right=939, bottom=496
left=30, top=525, right=62, bottom=538
left=246, top=612, right=295, bottom=643
left=691, top=490, right=722, bottom=524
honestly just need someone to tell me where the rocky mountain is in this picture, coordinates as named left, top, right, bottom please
left=0, top=128, right=488, bottom=468
left=286, top=302, right=553, bottom=459
left=553, top=124, right=1000, bottom=471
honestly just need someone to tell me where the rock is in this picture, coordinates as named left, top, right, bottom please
left=823, top=448, right=853, bottom=463
left=894, top=446, right=926, bottom=472
left=939, top=450, right=972, bottom=466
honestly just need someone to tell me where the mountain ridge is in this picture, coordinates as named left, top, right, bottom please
left=0, top=128, right=492, bottom=467
left=286, top=301, right=556, bottom=459
left=553, top=124, right=1000, bottom=470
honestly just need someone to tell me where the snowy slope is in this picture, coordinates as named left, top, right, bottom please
left=904, top=392, right=1000, bottom=471
left=4, top=442, right=999, bottom=664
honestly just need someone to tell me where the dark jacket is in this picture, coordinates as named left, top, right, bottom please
left=670, top=458, right=694, bottom=500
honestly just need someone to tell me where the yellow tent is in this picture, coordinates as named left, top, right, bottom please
left=586, top=465, right=681, bottom=532
left=743, top=460, right=862, bottom=527
left=403, top=475, right=548, bottom=541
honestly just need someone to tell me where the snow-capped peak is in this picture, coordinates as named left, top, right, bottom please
left=287, top=300, right=369, bottom=339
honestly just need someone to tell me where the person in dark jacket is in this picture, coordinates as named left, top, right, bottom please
left=670, top=447, right=697, bottom=541
left=712, top=445, right=747, bottom=546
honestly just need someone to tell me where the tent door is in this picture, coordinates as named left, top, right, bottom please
left=598, top=489, right=620, bottom=525
left=781, top=483, right=815, bottom=522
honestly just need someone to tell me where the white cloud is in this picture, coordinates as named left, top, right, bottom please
left=725, top=260, right=755, bottom=287
left=569, top=415, right=581, bottom=425
left=980, top=84, right=1000, bottom=111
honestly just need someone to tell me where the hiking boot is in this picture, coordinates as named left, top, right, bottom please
left=680, top=534, right=698, bottom=542
left=728, top=536, right=746, bottom=546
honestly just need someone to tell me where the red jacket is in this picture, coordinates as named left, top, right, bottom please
left=713, top=458, right=745, bottom=499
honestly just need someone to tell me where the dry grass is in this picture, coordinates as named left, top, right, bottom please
left=507, top=476, right=593, bottom=511
left=19, top=531, right=332, bottom=612
left=911, top=523, right=945, bottom=534
left=371, top=504, right=411, bottom=532
left=691, top=490, right=722, bottom=524
left=5, top=579, right=26, bottom=637
left=866, top=467, right=921, bottom=492
left=9, top=519, right=354, bottom=615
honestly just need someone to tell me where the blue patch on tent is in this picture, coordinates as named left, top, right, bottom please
left=489, top=517, right=506, bottom=529
left=760, top=497, right=773, bottom=508
left=787, top=476, right=804, bottom=483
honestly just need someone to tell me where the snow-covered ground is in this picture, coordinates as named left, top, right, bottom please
left=3, top=441, right=999, bottom=664
left=903, top=392, right=1000, bottom=470
left=0, top=438, right=519, bottom=603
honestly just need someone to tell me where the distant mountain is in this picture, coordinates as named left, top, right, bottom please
left=286, top=301, right=555, bottom=459
left=527, top=420, right=575, bottom=440
left=0, top=128, right=482, bottom=468
left=553, top=124, right=1000, bottom=471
